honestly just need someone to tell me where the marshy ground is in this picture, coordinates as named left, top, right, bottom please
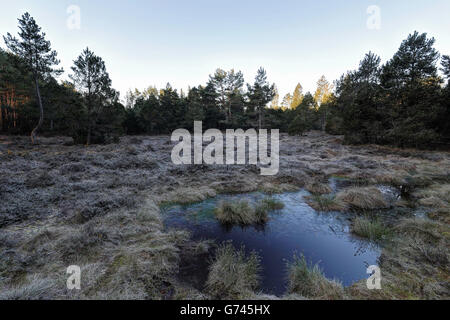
left=0, top=131, right=449, bottom=299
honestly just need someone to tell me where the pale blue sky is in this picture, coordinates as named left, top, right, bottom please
left=1, top=0, right=449, bottom=100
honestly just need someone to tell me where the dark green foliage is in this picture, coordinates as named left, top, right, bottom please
left=380, top=32, right=443, bottom=148
left=335, top=52, right=386, bottom=144
left=70, top=47, right=123, bottom=145
left=332, top=32, right=448, bottom=148
left=246, top=67, right=276, bottom=129
left=288, top=92, right=316, bottom=135
left=1, top=15, right=449, bottom=150
left=3, top=12, right=62, bottom=143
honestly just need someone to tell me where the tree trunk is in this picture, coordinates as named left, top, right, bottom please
left=86, top=122, right=92, bottom=146
left=258, top=106, right=262, bottom=130
left=31, top=77, right=44, bottom=144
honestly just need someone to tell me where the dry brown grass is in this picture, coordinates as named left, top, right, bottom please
left=348, top=218, right=449, bottom=300
left=1, top=132, right=449, bottom=300
left=214, top=199, right=273, bottom=226
left=305, top=195, right=346, bottom=212
left=351, top=216, right=392, bottom=242
left=286, top=255, right=345, bottom=300
left=305, top=181, right=332, bottom=195
left=336, top=187, right=388, bottom=210
left=206, top=243, right=261, bottom=299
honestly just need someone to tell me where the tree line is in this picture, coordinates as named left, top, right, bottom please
left=1, top=12, right=449, bottom=148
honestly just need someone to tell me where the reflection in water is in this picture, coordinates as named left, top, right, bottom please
left=162, top=190, right=380, bottom=296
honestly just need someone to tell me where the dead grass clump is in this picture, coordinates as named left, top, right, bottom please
left=287, top=255, right=344, bottom=300
left=126, top=146, right=139, bottom=155
left=349, top=218, right=449, bottom=299
left=164, top=187, right=217, bottom=205
left=71, top=192, right=137, bottom=223
left=215, top=200, right=268, bottom=225
left=206, top=243, right=261, bottom=299
left=25, top=171, right=55, bottom=188
left=352, top=216, right=392, bottom=242
left=336, top=187, right=388, bottom=210
left=211, top=179, right=259, bottom=194
left=395, top=218, right=447, bottom=244
left=305, top=181, right=332, bottom=195
left=57, top=223, right=111, bottom=263
left=259, top=182, right=297, bottom=194
left=0, top=275, right=57, bottom=300
left=260, top=198, right=285, bottom=211
left=427, top=209, right=450, bottom=224
left=414, top=184, right=450, bottom=209
left=60, top=162, right=85, bottom=175
left=259, top=183, right=283, bottom=194
left=305, top=195, right=346, bottom=212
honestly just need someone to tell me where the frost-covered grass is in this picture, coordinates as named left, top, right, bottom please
left=215, top=198, right=284, bottom=225
left=352, top=216, right=391, bottom=242
left=336, top=187, right=388, bottom=210
left=206, top=243, right=261, bottom=299
left=286, top=255, right=344, bottom=300
left=305, top=195, right=346, bottom=212
left=1, top=132, right=449, bottom=300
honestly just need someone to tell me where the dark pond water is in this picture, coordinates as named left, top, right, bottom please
left=161, top=190, right=380, bottom=296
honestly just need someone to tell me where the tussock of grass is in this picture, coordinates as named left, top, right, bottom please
left=305, top=181, right=332, bottom=195
left=259, top=182, right=298, bottom=194
left=336, top=187, right=388, bottom=210
left=352, top=216, right=391, bottom=242
left=215, top=198, right=284, bottom=225
left=215, top=200, right=266, bottom=225
left=305, top=195, right=346, bottom=212
left=349, top=217, right=449, bottom=299
left=260, top=198, right=285, bottom=211
left=164, top=187, right=217, bottom=205
left=427, top=209, right=450, bottom=224
left=287, top=255, right=344, bottom=300
left=206, top=243, right=261, bottom=299
left=415, top=184, right=450, bottom=209
left=395, top=218, right=448, bottom=243
left=0, top=275, right=56, bottom=300
left=259, top=183, right=283, bottom=194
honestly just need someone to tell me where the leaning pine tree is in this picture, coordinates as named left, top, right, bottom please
left=3, top=12, right=62, bottom=144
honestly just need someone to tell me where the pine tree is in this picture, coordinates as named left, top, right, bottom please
left=281, top=93, right=292, bottom=111
left=381, top=31, right=442, bottom=147
left=247, top=67, right=275, bottom=129
left=336, top=52, right=384, bottom=144
left=291, top=83, right=304, bottom=109
left=440, top=55, right=450, bottom=140
left=314, top=76, right=333, bottom=130
left=270, top=86, right=280, bottom=109
left=314, top=76, right=332, bottom=109
left=69, top=47, right=113, bottom=144
left=3, top=12, right=62, bottom=143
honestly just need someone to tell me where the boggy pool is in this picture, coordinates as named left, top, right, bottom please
left=161, top=190, right=380, bottom=296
